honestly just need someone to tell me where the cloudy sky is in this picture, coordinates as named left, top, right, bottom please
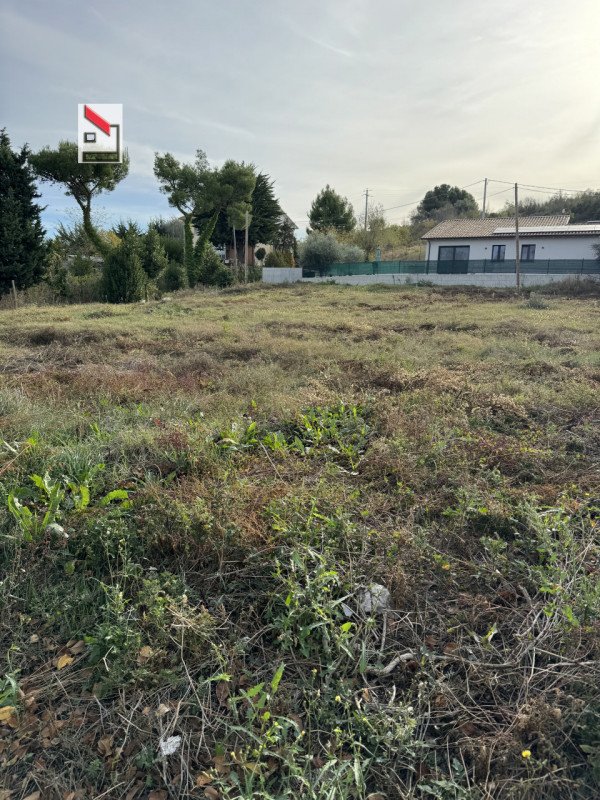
left=2, top=0, right=600, bottom=235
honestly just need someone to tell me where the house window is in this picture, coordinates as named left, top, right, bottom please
left=521, top=244, right=536, bottom=261
left=438, top=245, right=470, bottom=262
left=437, top=245, right=470, bottom=273
left=491, top=245, right=505, bottom=262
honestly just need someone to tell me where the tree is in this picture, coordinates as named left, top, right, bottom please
left=30, top=141, right=129, bottom=257
left=102, top=228, right=146, bottom=303
left=141, top=227, right=169, bottom=279
left=307, top=185, right=355, bottom=233
left=0, top=129, right=48, bottom=293
left=156, top=151, right=255, bottom=286
left=353, top=203, right=387, bottom=259
left=412, top=184, right=478, bottom=223
left=154, top=149, right=209, bottom=284
left=299, top=232, right=364, bottom=275
left=498, top=190, right=600, bottom=223
left=210, top=172, right=282, bottom=260
left=275, top=214, right=298, bottom=262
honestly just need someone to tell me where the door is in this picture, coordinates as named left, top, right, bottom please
left=438, top=245, right=470, bottom=273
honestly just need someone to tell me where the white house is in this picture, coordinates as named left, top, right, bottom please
left=422, top=215, right=600, bottom=271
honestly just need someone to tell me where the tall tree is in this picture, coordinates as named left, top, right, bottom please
left=156, top=151, right=255, bottom=285
left=210, top=171, right=282, bottom=257
left=307, top=185, right=355, bottom=234
left=154, top=149, right=209, bottom=284
left=412, top=184, right=478, bottom=223
left=30, top=141, right=129, bottom=258
left=0, top=129, right=48, bottom=293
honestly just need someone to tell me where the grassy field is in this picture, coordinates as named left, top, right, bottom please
left=1, top=282, right=599, bottom=800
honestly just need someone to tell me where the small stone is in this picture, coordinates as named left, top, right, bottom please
left=359, top=583, right=391, bottom=614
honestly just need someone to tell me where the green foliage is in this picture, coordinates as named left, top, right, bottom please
left=0, top=128, right=48, bottom=293
left=30, top=140, right=129, bottom=258
left=307, top=184, right=356, bottom=234
left=255, top=246, right=266, bottom=263
left=211, top=172, right=282, bottom=250
left=199, top=246, right=232, bottom=287
left=299, top=231, right=364, bottom=274
left=158, top=259, right=187, bottom=292
left=102, top=229, right=147, bottom=303
left=141, top=227, right=169, bottom=278
left=412, top=183, right=479, bottom=223
left=264, top=249, right=294, bottom=268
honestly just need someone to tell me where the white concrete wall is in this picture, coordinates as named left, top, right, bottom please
left=262, top=267, right=302, bottom=283
left=427, top=235, right=599, bottom=262
left=301, top=273, right=598, bottom=288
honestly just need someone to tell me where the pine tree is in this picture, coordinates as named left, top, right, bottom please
left=0, top=129, right=48, bottom=293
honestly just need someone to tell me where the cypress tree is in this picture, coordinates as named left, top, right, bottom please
left=0, top=129, right=48, bottom=293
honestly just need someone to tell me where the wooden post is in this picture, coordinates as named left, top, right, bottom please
left=11, top=279, right=17, bottom=310
left=514, top=183, right=521, bottom=290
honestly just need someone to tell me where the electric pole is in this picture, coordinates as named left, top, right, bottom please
left=514, top=182, right=521, bottom=290
left=481, top=178, right=488, bottom=219
left=364, top=189, right=369, bottom=230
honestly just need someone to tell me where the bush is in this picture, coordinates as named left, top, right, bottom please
left=264, top=249, right=294, bottom=268
left=255, top=246, right=266, bottom=263
left=158, top=260, right=187, bottom=292
left=141, top=228, right=169, bottom=278
left=199, top=246, right=233, bottom=288
left=102, top=232, right=147, bottom=303
left=298, top=232, right=365, bottom=274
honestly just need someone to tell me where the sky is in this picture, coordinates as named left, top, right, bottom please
left=2, top=0, right=600, bottom=236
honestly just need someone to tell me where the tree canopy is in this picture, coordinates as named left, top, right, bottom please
left=30, top=141, right=129, bottom=256
left=0, top=129, right=48, bottom=293
left=497, top=191, right=600, bottom=223
left=307, top=185, right=355, bottom=234
left=412, top=184, right=479, bottom=223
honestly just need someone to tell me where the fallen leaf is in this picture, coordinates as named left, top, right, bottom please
left=0, top=791, right=12, bottom=800
left=204, top=789, right=220, bottom=800
left=215, top=681, right=230, bottom=706
left=137, top=645, right=154, bottom=665
left=156, top=703, right=170, bottom=717
left=367, top=794, right=387, bottom=800
left=69, top=640, right=86, bottom=655
left=148, top=792, right=168, bottom=800
left=97, top=735, right=113, bottom=757
left=0, top=706, right=16, bottom=723
left=29, top=634, right=40, bottom=643
left=195, top=772, right=213, bottom=787
left=23, top=793, right=41, bottom=800
left=56, top=654, right=74, bottom=670
left=213, top=754, right=228, bottom=774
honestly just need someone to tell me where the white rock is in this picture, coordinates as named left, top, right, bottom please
left=359, top=583, right=391, bottom=614
left=159, top=735, right=181, bottom=757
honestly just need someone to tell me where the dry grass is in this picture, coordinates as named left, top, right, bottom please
left=0, top=283, right=599, bottom=799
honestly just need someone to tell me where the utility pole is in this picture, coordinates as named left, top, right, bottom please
left=514, top=182, right=521, bottom=290
left=481, top=178, right=488, bottom=219
left=364, top=188, right=369, bottom=230
left=244, top=209, right=249, bottom=284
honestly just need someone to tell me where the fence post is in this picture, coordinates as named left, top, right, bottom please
left=581, top=259, right=584, bottom=275
left=11, top=279, right=17, bottom=310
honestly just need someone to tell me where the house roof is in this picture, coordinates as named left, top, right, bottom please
left=422, top=215, right=573, bottom=240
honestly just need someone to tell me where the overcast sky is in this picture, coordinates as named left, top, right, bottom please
left=2, top=0, right=600, bottom=235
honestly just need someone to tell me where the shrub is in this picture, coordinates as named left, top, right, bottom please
left=141, top=227, right=169, bottom=279
left=158, top=260, right=187, bottom=292
left=255, top=246, right=266, bottom=263
left=264, top=249, right=294, bottom=268
left=299, top=232, right=365, bottom=274
left=199, top=247, right=233, bottom=288
left=102, top=232, right=147, bottom=303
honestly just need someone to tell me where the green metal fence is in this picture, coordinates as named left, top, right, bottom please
left=303, top=259, right=600, bottom=278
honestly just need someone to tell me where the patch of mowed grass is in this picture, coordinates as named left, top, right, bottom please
left=1, top=284, right=599, bottom=799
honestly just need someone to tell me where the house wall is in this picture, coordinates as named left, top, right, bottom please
left=427, top=235, right=599, bottom=262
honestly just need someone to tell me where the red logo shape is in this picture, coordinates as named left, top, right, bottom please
left=84, top=105, right=111, bottom=136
